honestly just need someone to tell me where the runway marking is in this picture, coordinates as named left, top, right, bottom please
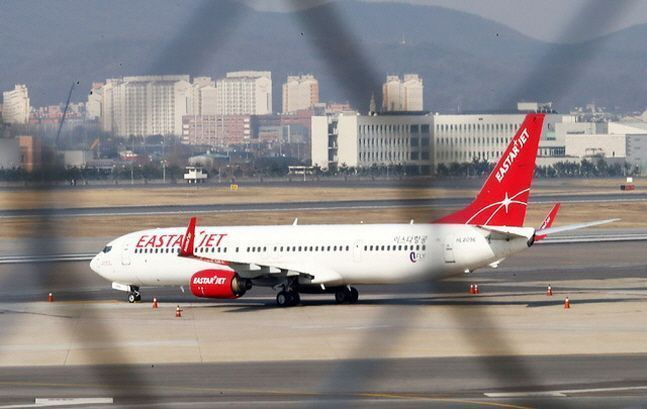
left=0, top=381, right=536, bottom=408
left=0, top=397, right=113, bottom=408
left=485, top=385, right=647, bottom=397
left=360, top=393, right=534, bottom=408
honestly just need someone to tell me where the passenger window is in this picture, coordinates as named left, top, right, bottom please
left=422, top=245, right=426, bottom=250
left=345, top=245, right=349, bottom=251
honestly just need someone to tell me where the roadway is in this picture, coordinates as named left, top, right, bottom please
left=2, top=192, right=647, bottom=219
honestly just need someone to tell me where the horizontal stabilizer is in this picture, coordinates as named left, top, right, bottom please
left=477, top=225, right=534, bottom=240
left=535, top=218, right=620, bottom=236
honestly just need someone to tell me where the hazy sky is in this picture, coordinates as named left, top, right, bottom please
left=246, top=0, right=647, bottom=43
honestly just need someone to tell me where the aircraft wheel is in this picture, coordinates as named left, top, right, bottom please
left=127, top=293, right=137, bottom=303
left=335, top=288, right=350, bottom=304
left=349, top=287, right=359, bottom=304
left=276, top=291, right=290, bottom=307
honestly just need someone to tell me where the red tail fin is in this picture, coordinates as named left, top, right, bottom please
left=433, top=113, right=545, bottom=226
left=180, top=217, right=197, bottom=257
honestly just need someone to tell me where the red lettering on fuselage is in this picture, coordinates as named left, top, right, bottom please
left=135, top=231, right=228, bottom=248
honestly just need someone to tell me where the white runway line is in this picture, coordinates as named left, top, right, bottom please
left=0, top=397, right=113, bottom=408
left=485, top=384, right=647, bottom=398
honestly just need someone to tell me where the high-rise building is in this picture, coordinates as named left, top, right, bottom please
left=97, top=75, right=193, bottom=137
left=2, top=84, right=30, bottom=124
left=382, top=74, right=423, bottom=112
left=282, top=75, right=319, bottom=113
left=86, top=82, right=103, bottom=120
left=191, top=77, right=215, bottom=116
left=215, top=71, right=272, bottom=115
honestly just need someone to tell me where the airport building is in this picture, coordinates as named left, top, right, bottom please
left=433, top=112, right=574, bottom=167
left=2, top=84, right=30, bottom=125
left=312, top=111, right=434, bottom=173
left=382, top=74, right=423, bottom=112
left=282, top=75, right=319, bottom=113
left=312, top=105, right=576, bottom=174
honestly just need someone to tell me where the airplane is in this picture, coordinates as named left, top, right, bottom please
left=90, top=113, right=618, bottom=306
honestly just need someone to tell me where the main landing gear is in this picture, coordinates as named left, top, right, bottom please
left=335, top=287, right=359, bottom=304
left=127, top=286, right=141, bottom=303
left=276, top=290, right=300, bottom=307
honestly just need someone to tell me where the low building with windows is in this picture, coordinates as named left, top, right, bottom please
left=312, top=111, right=433, bottom=174
left=433, top=113, right=574, bottom=167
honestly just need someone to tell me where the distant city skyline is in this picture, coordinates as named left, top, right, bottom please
left=246, top=0, right=647, bottom=43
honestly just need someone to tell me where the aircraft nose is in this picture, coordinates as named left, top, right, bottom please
left=90, top=254, right=101, bottom=274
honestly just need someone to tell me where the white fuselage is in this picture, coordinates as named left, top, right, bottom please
left=90, top=223, right=534, bottom=288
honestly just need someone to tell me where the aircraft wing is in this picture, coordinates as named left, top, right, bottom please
left=535, top=218, right=620, bottom=237
left=177, top=217, right=343, bottom=285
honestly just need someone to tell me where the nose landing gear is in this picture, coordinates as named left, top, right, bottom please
left=127, top=286, right=141, bottom=303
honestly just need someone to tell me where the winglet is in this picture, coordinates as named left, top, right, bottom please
left=535, top=203, right=560, bottom=242
left=180, top=217, right=197, bottom=257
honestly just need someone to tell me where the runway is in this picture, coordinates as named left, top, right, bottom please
left=1, top=240, right=646, bottom=408
left=2, top=192, right=646, bottom=219
left=2, top=356, right=647, bottom=408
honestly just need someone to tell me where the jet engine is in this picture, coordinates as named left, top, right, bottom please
left=189, top=269, right=251, bottom=299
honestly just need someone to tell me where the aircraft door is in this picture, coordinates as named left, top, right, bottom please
left=353, top=240, right=363, bottom=262
left=443, top=238, right=456, bottom=264
left=121, top=242, right=131, bottom=266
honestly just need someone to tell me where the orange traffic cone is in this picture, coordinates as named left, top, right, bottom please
left=564, top=297, right=570, bottom=309
left=47, top=293, right=54, bottom=302
left=152, top=298, right=158, bottom=309
left=474, top=284, right=479, bottom=295
left=547, top=285, right=553, bottom=296
left=175, top=305, right=182, bottom=318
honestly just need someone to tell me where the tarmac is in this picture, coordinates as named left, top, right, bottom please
left=0, top=240, right=646, bottom=408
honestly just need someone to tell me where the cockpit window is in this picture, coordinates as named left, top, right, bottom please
left=102, top=245, right=112, bottom=253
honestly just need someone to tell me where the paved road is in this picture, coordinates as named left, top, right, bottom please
left=1, top=355, right=647, bottom=408
left=1, top=192, right=646, bottom=219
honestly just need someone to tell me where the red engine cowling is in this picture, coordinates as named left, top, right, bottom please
left=189, top=269, right=251, bottom=299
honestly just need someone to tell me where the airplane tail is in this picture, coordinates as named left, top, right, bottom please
left=433, top=113, right=545, bottom=227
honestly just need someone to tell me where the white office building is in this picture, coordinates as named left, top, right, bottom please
left=433, top=113, right=574, bottom=167
left=312, top=107, right=577, bottom=174
left=282, top=75, right=319, bottom=113
left=312, top=112, right=434, bottom=173
left=382, top=74, right=423, bottom=112
left=2, top=84, right=30, bottom=124
left=215, top=71, right=272, bottom=115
